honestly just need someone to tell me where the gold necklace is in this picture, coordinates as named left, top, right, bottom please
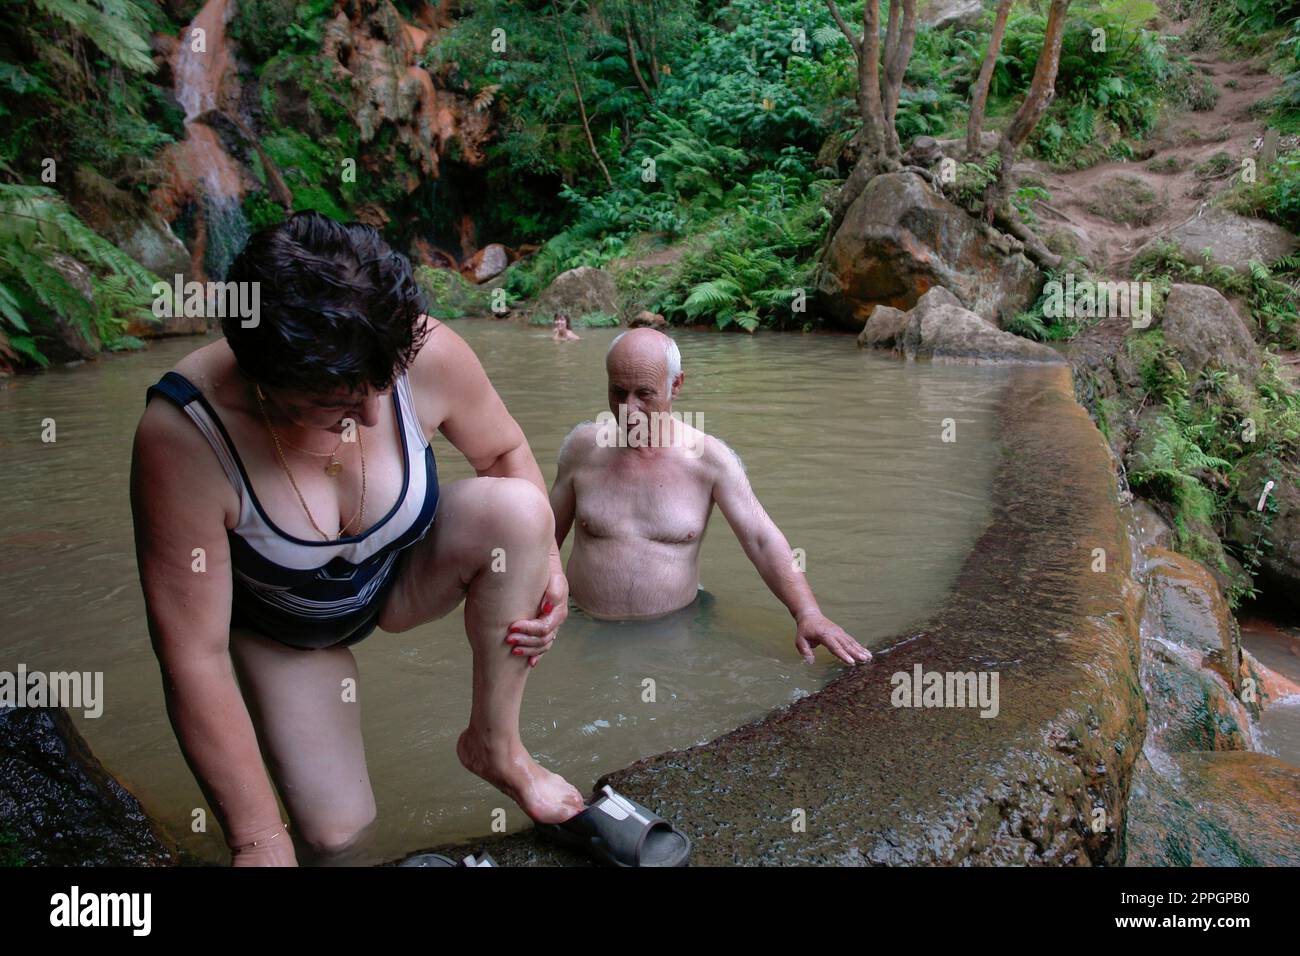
left=254, top=384, right=366, bottom=541
left=278, top=432, right=346, bottom=477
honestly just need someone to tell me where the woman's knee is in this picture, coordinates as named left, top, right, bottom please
left=479, top=477, right=554, bottom=545
left=293, top=810, right=378, bottom=863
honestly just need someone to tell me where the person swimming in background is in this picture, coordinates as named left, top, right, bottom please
left=129, top=211, right=591, bottom=866
left=551, top=313, right=580, bottom=342
left=549, top=328, right=873, bottom=666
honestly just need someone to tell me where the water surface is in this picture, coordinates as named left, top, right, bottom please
left=0, top=321, right=1009, bottom=863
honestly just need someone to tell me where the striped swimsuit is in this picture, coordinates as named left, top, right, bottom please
left=144, top=370, right=440, bottom=650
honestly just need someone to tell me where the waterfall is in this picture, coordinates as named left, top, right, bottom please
left=172, top=0, right=250, bottom=281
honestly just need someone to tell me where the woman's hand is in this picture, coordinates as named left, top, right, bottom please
left=506, top=558, right=569, bottom=668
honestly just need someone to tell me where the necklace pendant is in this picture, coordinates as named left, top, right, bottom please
left=325, top=457, right=343, bottom=478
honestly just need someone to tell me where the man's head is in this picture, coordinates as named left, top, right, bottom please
left=223, top=211, right=429, bottom=429
left=553, top=313, right=571, bottom=331
left=605, top=328, right=683, bottom=421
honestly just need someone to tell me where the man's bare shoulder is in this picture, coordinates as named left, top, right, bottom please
left=557, top=421, right=605, bottom=469
left=698, top=432, right=746, bottom=476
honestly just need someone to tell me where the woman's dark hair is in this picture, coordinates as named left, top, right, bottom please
left=223, top=211, right=430, bottom=394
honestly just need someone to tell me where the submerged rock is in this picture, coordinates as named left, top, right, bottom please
left=0, top=707, right=178, bottom=866
left=817, top=172, right=1042, bottom=332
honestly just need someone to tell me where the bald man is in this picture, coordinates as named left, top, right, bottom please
left=549, top=329, right=872, bottom=665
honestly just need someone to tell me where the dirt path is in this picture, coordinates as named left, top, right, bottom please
left=1027, top=14, right=1281, bottom=274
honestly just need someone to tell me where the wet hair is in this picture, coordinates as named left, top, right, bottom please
left=223, top=210, right=430, bottom=395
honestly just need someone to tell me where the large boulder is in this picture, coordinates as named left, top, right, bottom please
left=906, top=301, right=1065, bottom=363
left=1158, top=284, right=1260, bottom=382
left=860, top=287, right=1065, bottom=364
left=533, top=266, right=619, bottom=322
left=920, top=0, right=984, bottom=30
left=459, top=243, right=509, bottom=283
left=1137, top=209, right=1297, bottom=274
left=817, top=172, right=1041, bottom=332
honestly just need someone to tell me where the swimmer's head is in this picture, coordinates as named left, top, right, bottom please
left=605, top=328, right=683, bottom=422
left=223, top=210, right=429, bottom=406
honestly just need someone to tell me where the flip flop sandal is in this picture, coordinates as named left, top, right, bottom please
left=398, top=851, right=498, bottom=867
left=535, top=785, right=691, bottom=867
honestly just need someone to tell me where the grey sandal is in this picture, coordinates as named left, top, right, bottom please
left=535, top=785, right=691, bottom=867
left=398, top=851, right=498, bottom=867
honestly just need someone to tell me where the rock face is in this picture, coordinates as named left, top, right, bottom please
left=1137, top=209, right=1297, bottom=274
left=532, top=266, right=619, bottom=322
left=818, top=172, right=1042, bottom=332
left=459, top=243, right=509, bottom=283
left=322, top=0, right=491, bottom=180
left=859, top=286, right=1065, bottom=364
left=0, top=707, right=178, bottom=866
left=1158, top=284, right=1259, bottom=382
left=397, top=366, right=1148, bottom=866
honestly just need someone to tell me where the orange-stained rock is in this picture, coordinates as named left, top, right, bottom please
left=1126, top=749, right=1300, bottom=865
left=816, top=172, right=1042, bottom=332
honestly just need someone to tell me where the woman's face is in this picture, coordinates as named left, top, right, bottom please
left=261, top=383, right=389, bottom=432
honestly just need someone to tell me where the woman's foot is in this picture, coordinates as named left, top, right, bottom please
left=457, top=728, right=586, bottom=825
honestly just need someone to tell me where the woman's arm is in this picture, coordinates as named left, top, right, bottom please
left=130, top=398, right=294, bottom=865
left=409, top=320, right=567, bottom=662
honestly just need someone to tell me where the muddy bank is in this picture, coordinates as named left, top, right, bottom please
left=398, top=365, right=1148, bottom=865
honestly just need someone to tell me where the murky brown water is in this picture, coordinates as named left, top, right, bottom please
left=0, top=321, right=1010, bottom=864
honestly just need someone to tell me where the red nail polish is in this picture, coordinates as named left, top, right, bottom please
left=542, top=602, right=554, bottom=615
left=512, top=648, right=522, bottom=655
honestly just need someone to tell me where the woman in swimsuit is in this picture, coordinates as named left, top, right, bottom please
left=130, top=211, right=585, bottom=866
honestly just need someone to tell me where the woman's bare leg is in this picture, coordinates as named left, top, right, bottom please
left=378, top=476, right=585, bottom=824
left=228, top=626, right=378, bottom=864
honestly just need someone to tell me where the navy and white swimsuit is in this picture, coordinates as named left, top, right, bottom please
left=144, top=370, right=440, bottom=650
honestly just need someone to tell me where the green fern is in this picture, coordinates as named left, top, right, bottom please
left=31, top=0, right=157, bottom=74
left=0, top=183, right=161, bottom=366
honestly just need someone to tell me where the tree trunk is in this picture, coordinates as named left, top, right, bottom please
left=624, top=20, right=654, bottom=101
left=985, top=0, right=1071, bottom=218
left=966, top=0, right=1014, bottom=157
left=551, top=0, right=614, bottom=189
left=881, top=0, right=918, bottom=159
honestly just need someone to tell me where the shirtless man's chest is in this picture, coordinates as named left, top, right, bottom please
left=567, top=445, right=716, bottom=618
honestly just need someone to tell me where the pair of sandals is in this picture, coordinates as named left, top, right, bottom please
left=401, top=785, right=691, bottom=868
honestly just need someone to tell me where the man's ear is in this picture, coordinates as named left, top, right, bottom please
left=671, top=372, right=685, bottom=398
